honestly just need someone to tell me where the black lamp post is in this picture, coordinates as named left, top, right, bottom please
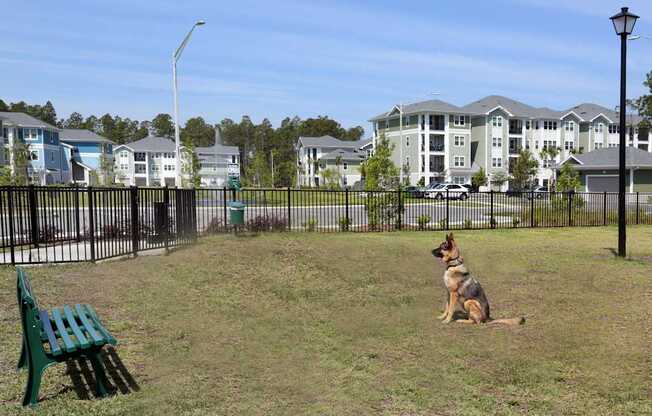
left=610, top=7, right=639, bottom=257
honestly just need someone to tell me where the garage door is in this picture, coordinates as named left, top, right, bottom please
left=586, top=175, right=618, bottom=192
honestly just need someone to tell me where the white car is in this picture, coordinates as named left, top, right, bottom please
left=423, top=183, right=470, bottom=200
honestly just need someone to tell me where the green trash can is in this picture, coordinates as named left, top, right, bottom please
left=229, top=201, right=246, bottom=225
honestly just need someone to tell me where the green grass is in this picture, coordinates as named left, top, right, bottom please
left=1, top=228, right=651, bottom=415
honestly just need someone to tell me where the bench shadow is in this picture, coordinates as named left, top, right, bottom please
left=602, top=247, right=618, bottom=257
left=65, top=346, right=140, bottom=400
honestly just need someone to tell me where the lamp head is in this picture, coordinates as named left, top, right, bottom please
left=610, top=7, right=639, bottom=36
left=196, top=20, right=206, bottom=26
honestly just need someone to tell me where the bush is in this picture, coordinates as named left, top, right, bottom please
left=270, top=217, right=288, bottom=232
left=365, top=193, right=403, bottom=231
left=463, top=219, right=472, bottom=229
left=338, top=217, right=351, bottom=231
left=417, top=214, right=431, bottom=230
left=39, top=225, right=60, bottom=243
left=206, top=217, right=223, bottom=234
left=512, top=216, right=520, bottom=228
left=101, top=223, right=123, bottom=239
left=303, top=218, right=318, bottom=232
left=246, top=215, right=274, bottom=232
left=439, top=218, right=448, bottom=230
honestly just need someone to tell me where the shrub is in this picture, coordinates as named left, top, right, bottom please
left=417, top=214, right=431, bottom=230
left=365, top=193, right=403, bottom=231
left=206, top=217, right=223, bottom=234
left=512, top=216, right=520, bottom=228
left=439, top=218, right=448, bottom=230
left=490, top=217, right=498, bottom=228
left=39, top=225, right=60, bottom=243
left=463, top=219, right=472, bottom=229
left=270, top=217, right=288, bottom=232
left=101, top=223, right=123, bottom=239
left=303, top=218, right=318, bottom=232
left=246, top=215, right=274, bottom=232
left=338, top=217, right=351, bottom=231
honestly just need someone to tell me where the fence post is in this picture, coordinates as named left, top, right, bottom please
left=636, top=191, right=640, bottom=225
left=287, top=187, right=291, bottom=231
left=130, top=186, right=139, bottom=257
left=446, top=188, right=450, bottom=230
left=490, top=190, right=495, bottom=229
left=74, top=185, right=81, bottom=242
left=88, top=186, right=96, bottom=262
left=567, top=191, right=573, bottom=226
left=28, top=185, right=39, bottom=247
left=164, top=185, right=170, bottom=253
left=603, top=191, right=607, bottom=226
left=530, top=190, right=534, bottom=228
left=345, top=188, right=350, bottom=231
left=222, top=187, right=228, bottom=231
left=397, top=188, right=402, bottom=231
left=7, top=187, right=15, bottom=265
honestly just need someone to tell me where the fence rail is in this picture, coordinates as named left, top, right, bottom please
left=1, top=186, right=651, bottom=264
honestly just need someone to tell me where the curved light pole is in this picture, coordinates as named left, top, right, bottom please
left=173, top=20, right=205, bottom=187
left=610, top=7, right=639, bottom=257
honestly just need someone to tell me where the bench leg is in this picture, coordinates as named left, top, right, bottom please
left=17, top=340, right=27, bottom=370
left=22, top=364, right=45, bottom=407
left=88, top=351, right=110, bottom=398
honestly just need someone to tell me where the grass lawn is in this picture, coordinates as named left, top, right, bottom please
left=1, top=228, right=651, bottom=415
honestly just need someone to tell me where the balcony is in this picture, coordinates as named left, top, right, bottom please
left=429, top=156, right=445, bottom=173
left=509, top=145, right=522, bottom=155
left=509, top=120, right=523, bottom=135
left=429, top=134, right=445, bottom=152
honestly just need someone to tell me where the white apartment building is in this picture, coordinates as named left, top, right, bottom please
left=113, top=136, right=241, bottom=187
left=369, top=100, right=478, bottom=186
left=296, top=136, right=371, bottom=187
left=370, top=96, right=651, bottom=189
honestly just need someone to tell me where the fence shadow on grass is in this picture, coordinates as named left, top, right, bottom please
left=65, top=346, right=140, bottom=400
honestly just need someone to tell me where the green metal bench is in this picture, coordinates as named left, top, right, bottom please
left=16, top=267, right=117, bottom=407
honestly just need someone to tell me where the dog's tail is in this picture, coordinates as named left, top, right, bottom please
left=487, top=317, right=525, bottom=326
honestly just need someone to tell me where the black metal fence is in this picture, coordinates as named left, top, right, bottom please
left=2, top=186, right=651, bottom=264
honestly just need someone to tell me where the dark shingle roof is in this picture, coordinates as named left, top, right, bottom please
left=120, top=136, right=176, bottom=152
left=459, top=95, right=563, bottom=119
left=562, top=103, right=643, bottom=124
left=319, top=149, right=366, bottom=162
left=561, top=147, right=652, bottom=169
left=0, top=112, right=58, bottom=129
left=60, top=129, right=114, bottom=144
left=297, top=135, right=366, bottom=149
left=369, top=99, right=465, bottom=121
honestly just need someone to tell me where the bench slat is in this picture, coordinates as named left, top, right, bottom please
left=84, top=305, right=117, bottom=346
left=74, top=304, right=104, bottom=346
left=63, top=305, right=90, bottom=349
left=38, top=310, right=62, bottom=356
left=51, top=308, right=77, bottom=353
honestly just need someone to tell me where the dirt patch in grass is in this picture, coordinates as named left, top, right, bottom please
left=1, top=227, right=651, bottom=415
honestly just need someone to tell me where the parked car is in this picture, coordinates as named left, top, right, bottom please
left=526, top=185, right=550, bottom=199
left=404, top=185, right=425, bottom=198
left=460, top=183, right=474, bottom=193
left=424, top=183, right=470, bottom=200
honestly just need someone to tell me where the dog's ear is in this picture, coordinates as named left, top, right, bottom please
left=446, top=233, right=454, bottom=242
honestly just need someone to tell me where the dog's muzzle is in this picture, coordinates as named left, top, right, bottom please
left=432, top=248, right=442, bottom=258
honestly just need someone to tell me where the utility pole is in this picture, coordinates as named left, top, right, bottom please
left=270, top=150, right=275, bottom=187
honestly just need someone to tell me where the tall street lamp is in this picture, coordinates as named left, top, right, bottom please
left=173, top=20, right=205, bottom=187
left=610, top=7, right=639, bottom=257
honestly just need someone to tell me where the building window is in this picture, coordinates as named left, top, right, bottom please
left=50, top=151, right=54, bottom=162
left=491, top=116, right=503, bottom=127
left=453, top=115, right=466, bottom=126
left=120, top=164, right=128, bottom=170
left=492, top=137, right=502, bottom=147
left=134, top=152, right=146, bottom=162
left=452, top=176, right=466, bottom=184
left=565, top=121, right=574, bottom=131
left=343, top=163, right=348, bottom=170
left=429, top=115, right=445, bottom=130
left=135, top=164, right=146, bottom=174
left=421, top=155, right=425, bottom=172
left=231, top=155, right=236, bottom=163
left=542, top=159, right=551, bottom=168
left=492, top=157, right=502, bottom=168
left=525, top=120, right=531, bottom=130
left=406, top=136, right=410, bottom=147
left=565, top=141, right=575, bottom=150
left=594, top=123, right=604, bottom=133
left=421, top=134, right=425, bottom=151
left=608, top=124, right=620, bottom=134
left=120, top=151, right=128, bottom=159
left=24, top=128, right=38, bottom=140
left=29, top=150, right=38, bottom=161
left=454, top=135, right=465, bottom=147
left=453, top=156, right=465, bottom=167
left=151, top=165, right=160, bottom=172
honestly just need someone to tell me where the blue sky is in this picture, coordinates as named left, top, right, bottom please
left=3, top=0, right=652, bottom=134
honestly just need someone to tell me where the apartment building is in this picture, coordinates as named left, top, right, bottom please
left=370, top=96, right=651, bottom=190
left=114, top=136, right=241, bottom=187
left=296, top=135, right=370, bottom=187
left=60, top=128, right=114, bottom=185
left=369, top=100, right=478, bottom=186
left=0, top=112, right=69, bottom=184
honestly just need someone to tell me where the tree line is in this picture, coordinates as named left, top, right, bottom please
left=0, top=99, right=365, bottom=187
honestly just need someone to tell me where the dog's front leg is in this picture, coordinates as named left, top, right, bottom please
left=442, top=292, right=458, bottom=323
left=436, top=295, right=449, bottom=319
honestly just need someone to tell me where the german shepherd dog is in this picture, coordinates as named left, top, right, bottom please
left=432, top=233, right=525, bottom=325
